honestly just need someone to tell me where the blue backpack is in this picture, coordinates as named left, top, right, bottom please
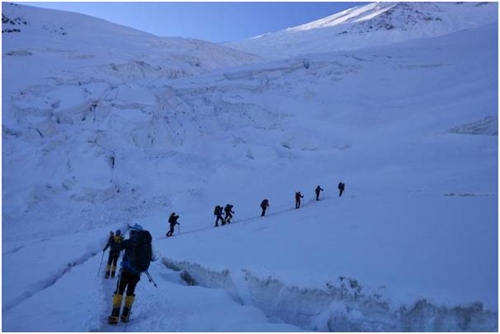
left=128, top=230, right=152, bottom=273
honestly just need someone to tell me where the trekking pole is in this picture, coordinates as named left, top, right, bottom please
left=177, top=223, right=181, bottom=235
left=97, top=251, right=105, bottom=277
left=145, top=271, right=158, bottom=288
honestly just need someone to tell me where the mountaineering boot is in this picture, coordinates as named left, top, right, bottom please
left=110, top=265, right=116, bottom=278
left=107, top=294, right=123, bottom=324
left=105, top=265, right=111, bottom=279
left=121, top=295, right=135, bottom=323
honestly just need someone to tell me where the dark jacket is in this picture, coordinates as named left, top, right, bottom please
left=168, top=214, right=179, bottom=226
left=224, top=205, right=234, bottom=214
left=214, top=206, right=223, bottom=216
left=116, top=235, right=140, bottom=272
left=103, top=235, right=123, bottom=252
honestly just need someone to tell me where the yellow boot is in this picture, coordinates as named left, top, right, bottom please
left=105, top=265, right=111, bottom=279
left=107, top=294, right=123, bottom=324
left=120, top=295, right=135, bottom=323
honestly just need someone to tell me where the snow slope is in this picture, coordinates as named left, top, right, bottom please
left=226, top=2, right=498, bottom=59
left=2, top=2, right=498, bottom=332
left=2, top=3, right=261, bottom=94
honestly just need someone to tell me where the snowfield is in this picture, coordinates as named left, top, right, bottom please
left=2, top=2, right=498, bottom=332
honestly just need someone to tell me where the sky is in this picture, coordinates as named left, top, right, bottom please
left=17, top=1, right=366, bottom=43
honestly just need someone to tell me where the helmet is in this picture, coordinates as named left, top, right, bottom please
left=115, top=229, right=121, bottom=236
left=129, top=224, right=143, bottom=231
left=129, top=224, right=143, bottom=237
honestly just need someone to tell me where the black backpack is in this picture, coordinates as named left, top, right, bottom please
left=128, top=230, right=152, bottom=273
left=214, top=206, right=221, bottom=215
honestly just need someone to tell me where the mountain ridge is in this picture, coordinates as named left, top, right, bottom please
left=226, top=2, right=498, bottom=59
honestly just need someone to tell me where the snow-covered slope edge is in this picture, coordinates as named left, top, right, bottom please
left=226, top=2, right=498, bottom=59
left=163, top=258, right=497, bottom=331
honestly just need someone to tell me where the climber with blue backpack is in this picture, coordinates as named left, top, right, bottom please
left=108, top=223, right=153, bottom=324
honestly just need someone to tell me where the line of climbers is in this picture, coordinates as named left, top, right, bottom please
left=254, top=182, right=344, bottom=220
left=165, top=181, right=345, bottom=234
left=100, top=182, right=346, bottom=324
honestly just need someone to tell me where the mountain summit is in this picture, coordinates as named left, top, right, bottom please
left=226, top=2, right=498, bottom=58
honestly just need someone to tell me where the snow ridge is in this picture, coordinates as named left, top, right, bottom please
left=449, top=116, right=498, bottom=136
left=226, top=2, right=498, bottom=59
left=284, top=3, right=396, bottom=32
left=163, top=258, right=498, bottom=331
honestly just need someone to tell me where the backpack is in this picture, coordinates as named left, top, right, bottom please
left=128, top=230, right=152, bottom=273
left=169, top=214, right=179, bottom=225
left=214, top=206, right=221, bottom=215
